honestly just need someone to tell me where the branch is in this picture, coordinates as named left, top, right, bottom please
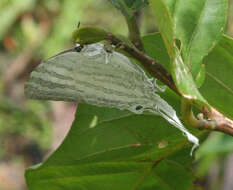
left=105, top=33, right=233, bottom=137
left=202, top=107, right=233, bottom=136
left=182, top=98, right=233, bottom=136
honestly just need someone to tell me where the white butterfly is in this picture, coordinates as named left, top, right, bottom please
left=25, top=43, right=199, bottom=154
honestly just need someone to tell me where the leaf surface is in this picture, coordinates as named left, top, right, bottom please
left=200, top=35, right=233, bottom=119
left=150, top=0, right=227, bottom=106
left=150, top=0, right=227, bottom=83
left=26, top=104, right=205, bottom=190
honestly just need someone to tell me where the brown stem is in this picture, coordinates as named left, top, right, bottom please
left=203, top=107, right=233, bottom=136
left=182, top=98, right=233, bottom=136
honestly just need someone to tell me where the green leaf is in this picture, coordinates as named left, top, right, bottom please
left=142, top=33, right=170, bottom=71
left=200, top=35, right=233, bottom=119
left=25, top=104, right=205, bottom=190
left=142, top=33, right=233, bottom=119
left=72, top=27, right=108, bottom=45
left=109, top=0, right=149, bottom=18
left=150, top=0, right=228, bottom=107
left=172, top=45, right=208, bottom=107
left=150, top=0, right=227, bottom=85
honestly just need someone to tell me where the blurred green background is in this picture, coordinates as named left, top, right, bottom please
left=0, top=0, right=232, bottom=190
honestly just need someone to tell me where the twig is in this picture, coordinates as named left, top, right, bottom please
left=125, top=12, right=144, bottom=51
left=182, top=98, right=233, bottom=136
left=202, top=107, right=233, bottom=136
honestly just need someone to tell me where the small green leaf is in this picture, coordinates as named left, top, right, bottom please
left=72, top=26, right=108, bottom=45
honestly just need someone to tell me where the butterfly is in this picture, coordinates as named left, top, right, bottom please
left=25, top=43, right=199, bottom=153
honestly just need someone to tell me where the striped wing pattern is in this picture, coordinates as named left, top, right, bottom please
left=25, top=43, right=199, bottom=150
left=25, top=48, right=156, bottom=112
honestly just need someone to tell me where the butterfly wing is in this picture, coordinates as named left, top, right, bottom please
left=25, top=45, right=155, bottom=111
left=25, top=43, right=199, bottom=152
left=25, top=50, right=83, bottom=102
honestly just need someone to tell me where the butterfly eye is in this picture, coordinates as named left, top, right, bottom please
left=135, top=105, right=143, bottom=111
left=75, top=44, right=83, bottom=52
